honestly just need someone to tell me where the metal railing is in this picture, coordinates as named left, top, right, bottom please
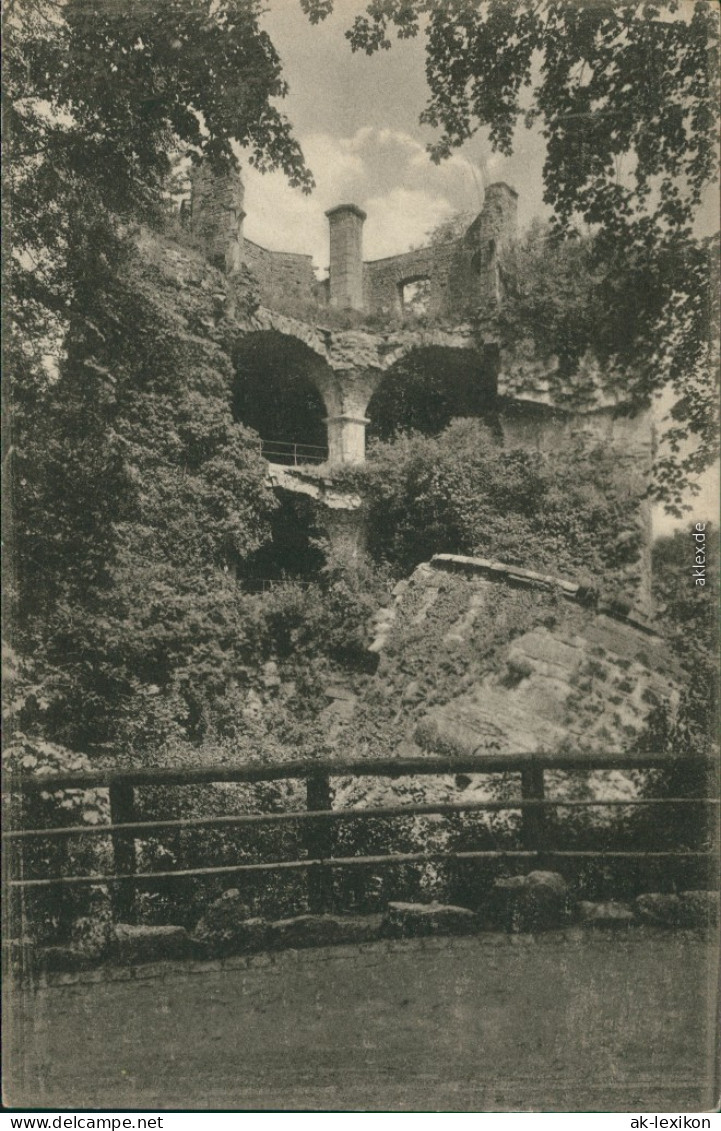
left=4, top=751, right=717, bottom=920
left=260, top=439, right=328, bottom=467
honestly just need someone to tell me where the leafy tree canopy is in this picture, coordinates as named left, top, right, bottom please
left=345, top=418, right=648, bottom=607
left=303, top=0, right=718, bottom=236
left=7, top=0, right=313, bottom=345
left=5, top=0, right=314, bottom=763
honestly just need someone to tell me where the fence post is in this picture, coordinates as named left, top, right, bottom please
left=520, top=763, right=546, bottom=855
left=305, top=773, right=333, bottom=914
left=109, top=783, right=137, bottom=922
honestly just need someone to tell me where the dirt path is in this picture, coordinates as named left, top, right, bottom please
left=5, top=931, right=718, bottom=1112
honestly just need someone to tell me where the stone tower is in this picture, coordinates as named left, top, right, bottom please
left=463, top=182, right=518, bottom=305
left=189, top=164, right=246, bottom=274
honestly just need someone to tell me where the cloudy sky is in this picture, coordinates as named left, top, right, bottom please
left=245, top=0, right=718, bottom=269
left=242, top=0, right=550, bottom=268
left=241, top=1, right=718, bottom=532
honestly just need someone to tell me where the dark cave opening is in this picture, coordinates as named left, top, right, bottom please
left=239, top=491, right=325, bottom=585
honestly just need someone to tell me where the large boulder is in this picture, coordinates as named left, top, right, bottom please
left=493, top=871, right=569, bottom=932
left=70, top=886, right=114, bottom=960
left=384, top=901, right=477, bottom=938
left=634, top=893, right=682, bottom=927
left=191, top=889, right=268, bottom=957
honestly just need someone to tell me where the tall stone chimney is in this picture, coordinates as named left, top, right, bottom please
left=189, top=164, right=246, bottom=274
left=325, top=204, right=366, bottom=311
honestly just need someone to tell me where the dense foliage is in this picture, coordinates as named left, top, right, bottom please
left=350, top=418, right=645, bottom=600
left=5, top=0, right=315, bottom=760
left=8, top=244, right=271, bottom=755
left=8, top=0, right=312, bottom=335
left=649, top=526, right=719, bottom=757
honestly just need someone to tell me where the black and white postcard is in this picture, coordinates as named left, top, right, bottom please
left=4, top=0, right=720, bottom=1115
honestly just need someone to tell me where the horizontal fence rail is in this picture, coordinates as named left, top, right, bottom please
left=5, top=752, right=718, bottom=917
left=7, top=750, right=712, bottom=791
left=260, top=438, right=328, bottom=466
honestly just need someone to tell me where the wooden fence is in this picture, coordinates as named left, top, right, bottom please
left=4, top=751, right=718, bottom=919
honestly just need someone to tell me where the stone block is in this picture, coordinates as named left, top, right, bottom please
left=493, top=871, right=569, bottom=932
left=268, top=914, right=384, bottom=950
left=634, top=893, right=682, bottom=927
left=113, top=923, right=191, bottom=964
left=577, top=900, right=634, bottom=928
left=384, top=901, right=477, bottom=938
left=190, top=887, right=259, bottom=956
left=678, top=890, right=720, bottom=929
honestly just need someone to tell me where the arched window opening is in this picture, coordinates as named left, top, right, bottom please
left=399, top=277, right=432, bottom=318
left=233, top=331, right=329, bottom=466
left=367, top=347, right=498, bottom=443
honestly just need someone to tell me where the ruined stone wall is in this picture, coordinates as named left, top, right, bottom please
left=242, top=239, right=318, bottom=312
left=187, top=164, right=518, bottom=323
left=361, top=183, right=518, bottom=320
left=363, top=242, right=463, bottom=319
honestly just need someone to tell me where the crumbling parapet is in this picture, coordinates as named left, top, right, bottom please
left=360, top=182, right=518, bottom=320
left=462, top=182, right=518, bottom=307
left=187, top=162, right=517, bottom=323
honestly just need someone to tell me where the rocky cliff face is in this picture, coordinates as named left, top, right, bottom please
left=362, top=554, right=680, bottom=763
left=325, top=553, right=684, bottom=867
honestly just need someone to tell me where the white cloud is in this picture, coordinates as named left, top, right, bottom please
left=241, top=126, right=494, bottom=267
left=363, top=188, right=455, bottom=259
left=303, top=131, right=367, bottom=198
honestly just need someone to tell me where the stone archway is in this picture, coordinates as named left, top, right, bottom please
left=366, top=346, right=498, bottom=443
left=232, top=330, right=333, bottom=465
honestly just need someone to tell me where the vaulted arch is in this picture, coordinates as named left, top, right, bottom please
left=232, top=331, right=332, bottom=465
left=366, top=346, right=498, bottom=442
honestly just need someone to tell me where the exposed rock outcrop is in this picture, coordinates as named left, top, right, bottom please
left=369, top=554, right=681, bottom=762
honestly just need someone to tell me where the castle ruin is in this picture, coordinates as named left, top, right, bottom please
left=186, top=164, right=655, bottom=612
